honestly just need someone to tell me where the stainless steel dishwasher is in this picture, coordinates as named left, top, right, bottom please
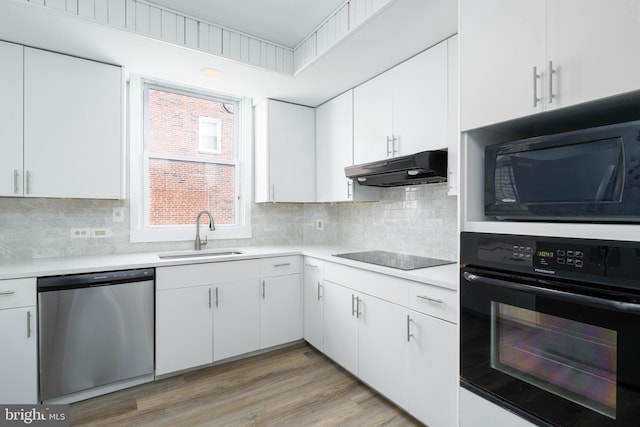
left=38, top=268, right=154, bottom=403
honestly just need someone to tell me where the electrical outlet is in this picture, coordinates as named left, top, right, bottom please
left=70, top=228, right=91, bottom=239
left=316, top=220, right=324, bottom=230
left=112, top=207, right=125, bottom=222
left=91, top=228, right=112, bottom=238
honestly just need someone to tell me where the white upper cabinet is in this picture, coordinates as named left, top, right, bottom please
left=23, top=47, right=124, bottom=199
left=354, top=40, right=449, bottom=165
left=254, top=99, right=315, bottom=203
left=0, top=41, right=23, bottom=197
left=447, top=34, right=459, bottom=196
left=316, top=90, right=379, bottom=202
left=461, top=0, right=640, bottom=130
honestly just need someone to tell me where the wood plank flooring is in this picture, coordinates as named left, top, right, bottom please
left=70, top=342, right=422, bottom=426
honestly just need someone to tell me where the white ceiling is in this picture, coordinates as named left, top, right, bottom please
left=145, top=0, right=347, bottom=48
left=0, top=0, right=457, bottom=107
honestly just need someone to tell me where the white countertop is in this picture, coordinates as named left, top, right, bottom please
left=0, top=245, right=459, bottom=290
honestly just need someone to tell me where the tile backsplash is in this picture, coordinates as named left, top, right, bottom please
left=0, top=184, right=457, bottom=261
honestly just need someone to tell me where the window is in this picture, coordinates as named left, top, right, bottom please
left=129, top=77, right=251, bottom=242
left=198, top=117, right=221, bottom=154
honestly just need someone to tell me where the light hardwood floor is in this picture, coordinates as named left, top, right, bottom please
left=70, top=342, right=422, bottom=426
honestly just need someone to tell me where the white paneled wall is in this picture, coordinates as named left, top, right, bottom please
left=294, top=0, right=393, bottom=74
left=22, top=0, right=294, bottom=74
left=23, top=0, right=397, bottom=75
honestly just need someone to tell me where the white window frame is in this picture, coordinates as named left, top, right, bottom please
left=129, top=75, right=252, bottom=242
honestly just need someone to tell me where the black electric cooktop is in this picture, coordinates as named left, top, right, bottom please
left=333, top=250, right=455, bottom=271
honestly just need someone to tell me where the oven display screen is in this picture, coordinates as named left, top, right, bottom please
left=491, top=302, right=617, bottom=419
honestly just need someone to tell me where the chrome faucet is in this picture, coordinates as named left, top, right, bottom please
left=195, top=210, right=216, bottom=250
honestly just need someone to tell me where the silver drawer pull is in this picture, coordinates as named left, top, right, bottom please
left=304, top=263, right=318, bottom=269
left=0, top=290, right=15, bottom=296
left=273, top=263, right=291, bottom=267
left=417, top=295, right=444, bottom=304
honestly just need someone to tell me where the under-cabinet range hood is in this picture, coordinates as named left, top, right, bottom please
left=345, top=150, right=447, bottom=187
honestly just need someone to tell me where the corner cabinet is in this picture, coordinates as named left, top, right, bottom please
left=353, top=39, right=448, bottom=164
left=0, top=278, right=38, bottom=404
left=460, top=0, right=640, bottom=130
left=0, top=42, right=124, bottom=199
left=254, top=99, right=315, bottom=203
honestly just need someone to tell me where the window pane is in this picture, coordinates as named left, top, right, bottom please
left=148, top=159, right=236, bottom=226
left=148, top=89, right=234, bottom=161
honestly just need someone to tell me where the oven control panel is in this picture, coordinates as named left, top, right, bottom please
left=476, top=237, right=605, bottom=275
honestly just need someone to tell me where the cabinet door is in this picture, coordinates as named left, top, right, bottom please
left=353, top=70, right=393, bottom=164
left=393, top=41, right=448, bottom=155
left=408, top=311, right=457, bottom=427
left=255, top=100, right=315, bottom=203
left=322, top=280, right=358, bottom=375
left=0, top=307, right=37, bottom=404
left=260, top=274, right=302, bottom=348
left=316, top=90, right=354, bottom=202
left=156, top=286, right=212, bottom=376
left=546, top=0, right=640, bottom=110
left=213, top=279, right=260, bottom=362
left=303, top=258, right=324, bottom=350
left=357, top=294, right=409, bottom=410
left=447, top=35, right=459, bottom=196
left=23, top=48, right=123, bottom=199
left=0, top=41, right=23, bottom=197
left=460, top=0, right=545, bottom=130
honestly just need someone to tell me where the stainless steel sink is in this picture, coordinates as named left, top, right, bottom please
left=158, top=250, right=244, bottom=260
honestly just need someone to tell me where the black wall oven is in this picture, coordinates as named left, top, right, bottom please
left=460, top=232, right=640, bottom=426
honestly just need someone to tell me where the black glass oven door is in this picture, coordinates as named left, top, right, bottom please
left=460, top=268, right=640, bottom=427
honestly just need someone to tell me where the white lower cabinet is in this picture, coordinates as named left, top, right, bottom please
left=322, top=280, right=359, bottom=375
left=357, top=293, right=409, bottom=409
left=259, top=257, right=303, bottom=349
left=316, top=262, right=458, bottom=427
left=408, top=310, right=457, bottom=427
left=303, top=257, right=324, bottom=350
left=0, top=278, right=37, bottom=404
left=213, top=279, right=260, bottom=361
left=156, top=285, right=213, bottom=376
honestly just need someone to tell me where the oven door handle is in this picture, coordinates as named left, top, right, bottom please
left=463, top=271, right=640, bottom=314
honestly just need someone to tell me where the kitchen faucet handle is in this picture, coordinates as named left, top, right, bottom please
left=201, top=235, right=208, bottom=247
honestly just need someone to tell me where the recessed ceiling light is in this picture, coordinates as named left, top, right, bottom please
left=202, top=68, right=221, bottom=77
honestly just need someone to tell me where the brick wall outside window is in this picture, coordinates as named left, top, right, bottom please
left=147, top=89, right=237, bottom=226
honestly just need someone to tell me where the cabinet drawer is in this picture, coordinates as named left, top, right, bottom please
left=0, top=278, right=36, bottom=310
left=259, top=256, right=301, bottom=277
left=409, top=282, right=457, bottom=324
left=157, top=259, right=260, bottom=290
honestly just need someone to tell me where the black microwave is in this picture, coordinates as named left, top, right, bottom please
left=485, top=120, right=640, bottom=222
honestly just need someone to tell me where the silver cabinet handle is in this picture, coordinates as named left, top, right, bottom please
left=347, top=180, right=352, bottom=199
left=417, top=295, right=444, bottom=304
left=532, top=66, right=541, bottom=107
left=208, top=288, right=212, bottom=309
left=0, top=290, right=15, bottom=296
left=351, top=294, right=356, bottom=316
left=273, top=263, right=291, bottom=267
left=261, top=280, right=266, bottom=299
left=13, top=169, right=19, bottom=194
left=386, top=136, right=393, bottom=156
left=406, top=315, right=413, bottom=342
left=355, top=296, right=362, bottom=319
left=317, top=282, right=322, bottom=301
left=27, top=310, right=32, bottom=338
left=26, top=170, right=31, bottom=194
left=391, top=135, right=398, bottom=156
left=215, top=287, right=219, bottom=308
left=304, top=263, right=318, bottom=269
left=548, top=61, right=556, bottom=104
